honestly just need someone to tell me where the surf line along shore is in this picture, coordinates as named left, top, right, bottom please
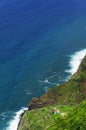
left=17, top=49, right=86, bottom=130
left=17, top=108, right=28, bottom=130
left=7, top=49, right=86, bottom=130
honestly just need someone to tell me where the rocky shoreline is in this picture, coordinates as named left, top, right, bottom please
left=18, top=55, right=86, bottom=130
left=17, top=109, right=28, bottom=130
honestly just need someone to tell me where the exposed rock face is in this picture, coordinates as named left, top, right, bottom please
left=18, top=55, right=86, bottom=130
left=29, top=98, right=46, bottom=110
left=29, top=94, right=55, bottom=110
left=29, top=56, right=86, bottom=110
left=29, top=90, right=63, bottom=110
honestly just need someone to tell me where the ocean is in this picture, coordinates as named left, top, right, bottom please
left=0, top=0, right=86, bottom=129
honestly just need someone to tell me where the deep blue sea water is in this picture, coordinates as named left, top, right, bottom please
left=0, top=0, right=86, bottom=129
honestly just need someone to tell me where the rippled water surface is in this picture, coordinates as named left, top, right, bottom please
left=0, top=0, right=86, bottom=129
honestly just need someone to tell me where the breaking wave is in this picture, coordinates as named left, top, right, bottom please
left=66, top=49, right=86, bottom=75
left=6, top=107, right=28, bottom=130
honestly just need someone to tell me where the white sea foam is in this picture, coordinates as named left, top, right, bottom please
left=24, top=89, right=32, bottom=95
left=66, top=49, right=86, bottom=75
left=44, top=86, right=48, bottom=93
left=5, top=49, right=86, bottom=130
left=39, top=78, right=56, bottom=85
left=6, top=107, right=28, bottom=130
left=26, top=92, right=32, bottom=95
left=0, top=112, right=9, bottom=121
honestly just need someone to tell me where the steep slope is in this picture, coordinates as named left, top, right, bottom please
left=29, top=55, right=86, bottom=110
left=18, top=55, right=86, bottom=130
left=18, top=100, right=86, bottom=130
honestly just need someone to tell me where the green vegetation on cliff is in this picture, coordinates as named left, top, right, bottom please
left=18, top=104, right=74, bottom=130
left=18, top=56, right=86, bottom=130
left=53, top=100, right=86, bottom=130
left=18, top=100, right=86, bottom=130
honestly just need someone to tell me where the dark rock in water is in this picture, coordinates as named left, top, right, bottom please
left=29, top=98, right=46, bottom=110
left=29, top=55, right=86, bottom=110
left=18, top=55, right=86, bottom=130
left=29, top=91, right=62, bottom=110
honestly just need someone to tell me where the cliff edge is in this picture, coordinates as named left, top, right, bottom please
left=18, top=55, right=86, bottom=130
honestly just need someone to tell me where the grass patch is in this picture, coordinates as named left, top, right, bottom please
left=18, top=105, right=74, bottom=130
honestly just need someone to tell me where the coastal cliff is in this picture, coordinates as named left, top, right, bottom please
left=18, top=55, right=86, bottom=130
